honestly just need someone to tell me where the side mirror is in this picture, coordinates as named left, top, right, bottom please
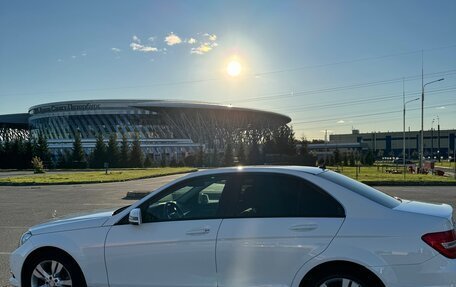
left=129, top=208, right=142, bottom=225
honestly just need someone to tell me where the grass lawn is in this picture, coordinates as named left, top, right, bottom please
left=435, top=161, right=456, bottom=169
left=0, top=167, right=197, bottom=185
left=328, top=166, right=456, bottom=184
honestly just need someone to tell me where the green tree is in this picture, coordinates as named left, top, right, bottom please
left=119, top=133, right=130, bottom=167
left=274, top=125, right=296, bottom=156
left=223, top=141, right=234, bottom=166
left=211, top=145, right=219, bottom=167
left=36, top=132, right=51, bottom=168
left=333, top=148, right=341, bottom=165
left=106, top=133, right=119, bottom=168
left=247, top=141, right=261, bottom=165
left=144, top=154, right=153, bottom=167
left=90, top=134, right=107, bottom=168
left=364, top=149, right=375, bottom=166
left=237, top=142, right=246, bottom=165
left=129, top=132, right=144, bottom=167
left=196, top=145, right=204, bottom=167
left=72, top=131, right=87, bottom=168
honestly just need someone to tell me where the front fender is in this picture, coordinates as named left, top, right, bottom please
left=22, top=226, right=110, bottom=287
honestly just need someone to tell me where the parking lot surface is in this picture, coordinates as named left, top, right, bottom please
left=0, top=173, right=455, bottom=286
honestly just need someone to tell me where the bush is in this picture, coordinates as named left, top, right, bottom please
left=31, top=156, right=45, bottom=174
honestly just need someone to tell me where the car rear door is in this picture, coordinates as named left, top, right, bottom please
left=215, top=172, right=345, bottom=287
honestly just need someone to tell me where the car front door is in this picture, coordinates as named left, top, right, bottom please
left=105, top=174, right=233, bottom=287
left=216, top=172, right=345, bottom=287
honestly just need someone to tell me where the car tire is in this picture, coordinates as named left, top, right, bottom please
left=303, top=266, right=382, bottom=287
left=22, top=252, right=86, bottom=287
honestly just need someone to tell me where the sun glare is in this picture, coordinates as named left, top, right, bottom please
left=227, top=60, right=242, bottom=77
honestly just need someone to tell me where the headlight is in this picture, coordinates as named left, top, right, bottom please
left=19, top=231, right=32, bottom=247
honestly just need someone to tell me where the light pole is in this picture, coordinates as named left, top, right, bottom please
left=403, top=97, right=419, bottom=178
left=420, top=77, right=444, bottom=172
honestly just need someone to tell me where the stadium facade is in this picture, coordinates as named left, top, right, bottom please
left=0, top=99, right=291, bottom=162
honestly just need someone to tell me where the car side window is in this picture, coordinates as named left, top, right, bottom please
left=229, top=173, right=344, bottom=218
left=140, top=175, right=231, bottom=223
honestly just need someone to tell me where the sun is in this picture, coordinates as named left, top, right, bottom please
left=226, top=60, right=242, bottom=77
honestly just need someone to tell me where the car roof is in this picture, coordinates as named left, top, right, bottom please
left=190, top=166, right=326, bottom=177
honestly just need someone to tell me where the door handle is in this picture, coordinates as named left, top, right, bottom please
left=186, top=226, right=211, bottom=235
left=289, top=223, right=318, bottom=232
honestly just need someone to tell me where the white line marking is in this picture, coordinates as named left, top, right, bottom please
left=0, top=252, right=11, bottom=255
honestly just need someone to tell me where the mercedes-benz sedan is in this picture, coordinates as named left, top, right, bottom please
left=10, top=166, right=456, bottom=287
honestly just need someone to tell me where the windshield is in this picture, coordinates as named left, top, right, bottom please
left=319, top=170, right=401, bottom=209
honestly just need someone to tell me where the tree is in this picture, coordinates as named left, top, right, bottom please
left=348, top=152, right=355, bottom=167
left=36, top=132, right=51, bottom=168
left=144, top=154, right=153, bottom=167
left=90, top=133, right=107, bottom=168
left=72, top=131, right=87, bottom=168
left=247, top=141, right=261, bottom=165
left=237, top=142, right=246, bottom=165
left=119, top=133, right=129, bottom=167
left=274, top=125, right=296, bottom=156
left=223, top=141, right=234, bottom=166
left=333, top=148, right=341, bottom=165
left=106, top=133, right=119, bottom=168
left=129, top=132, right=144, bottom=167
left=364, top=149, right=375, bottom=166
left=196, top=145, right=204, bottom=167
left=211, top=145, right=218, bottom=167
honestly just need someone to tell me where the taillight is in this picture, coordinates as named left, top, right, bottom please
left=422, top=229, right=456, bottom=259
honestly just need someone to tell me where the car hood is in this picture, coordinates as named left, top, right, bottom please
left=29, top=210, right=114, bottom=235
left=394, top=200, right=453, bottom=222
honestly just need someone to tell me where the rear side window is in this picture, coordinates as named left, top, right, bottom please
left=228, top=173, right=345, bottom=218
left=319, top=170, right=400, bottom=208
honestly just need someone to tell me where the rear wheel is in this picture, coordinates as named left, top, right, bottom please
left=303, top=267, right=381, bottom=287
left=23, top=252, right=86, bottom=287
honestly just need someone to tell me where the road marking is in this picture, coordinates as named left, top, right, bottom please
left=0, top=252, right=11, bottom=255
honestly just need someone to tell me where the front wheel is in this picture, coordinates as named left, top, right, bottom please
left=23, top=252, right=86, bottom=287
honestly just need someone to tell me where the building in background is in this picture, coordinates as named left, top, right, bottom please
left=0, top=99, right=291, bottom=163
left=329, top=129, right=456, bottom=160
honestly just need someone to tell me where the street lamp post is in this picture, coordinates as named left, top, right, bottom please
left=403, top=97, right=419, bottom=178
left=420, top=78, right=444, bottom=172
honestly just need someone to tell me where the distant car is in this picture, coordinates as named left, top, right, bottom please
left=10, top=166, right=456, bottom=287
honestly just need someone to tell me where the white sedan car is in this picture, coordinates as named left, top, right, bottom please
left=10, top=166, right=456, bottom=287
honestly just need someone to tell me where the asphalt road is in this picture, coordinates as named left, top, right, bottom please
left=0, top=174, right=455, bottom=286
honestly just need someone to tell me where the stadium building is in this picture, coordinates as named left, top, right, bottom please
left=0, top=99, right=291, bottom=162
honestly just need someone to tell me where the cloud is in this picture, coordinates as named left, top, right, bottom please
left=337, top=120, right=345, bottom=124
left=187, top=38, right=197, bottom=44
left=132, top=35, right=141, bottom=43
left=436, top=106, right=446, bottom=110
left=165, top=33, right=182, bottom=46
left=111, top=47, right=121, bottom=53
left=130, top=42, right=158, bottom=52
left=148, top=36, right=155, bottom=42
left=81, top=52, right=87, bottom=57
left=191, top=43, right=213, bottom=55
left=204, top=33, right=217, bottom=41
left=71, top=55, right=76, bottom=59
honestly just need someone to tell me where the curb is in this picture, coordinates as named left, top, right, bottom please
left=0, top=169, right=197, bottom=186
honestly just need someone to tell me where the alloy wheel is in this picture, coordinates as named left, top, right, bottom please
left=31, top=260, right=73, bottom=287
left=319, top=277, right=362, bottom=287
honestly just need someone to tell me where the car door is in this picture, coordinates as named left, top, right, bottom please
left=104, top=174, right=233, bottom=287
left=216, top=172, right=345, bottom=287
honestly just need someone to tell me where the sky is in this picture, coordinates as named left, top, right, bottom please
left=1, top=0, right=455, bottom=140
